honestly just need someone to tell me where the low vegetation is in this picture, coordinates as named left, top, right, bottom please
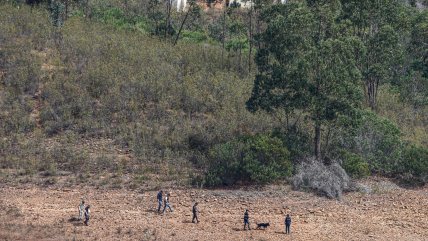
left=0, top=0, right=427, bottom=198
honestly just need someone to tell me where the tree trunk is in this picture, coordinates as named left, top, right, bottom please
left=65, top=0, right=68, bottom=20
left=314, top=122, right=321, bottom=161
left=222, top=10, right=226, bottom=66
left=248, top=5, right=253, bottom=73
left=367, top=78, right=377, bottom=110
left=165, top=0, right=172, bottom=38
left=174, top=10, right=190, bottom=45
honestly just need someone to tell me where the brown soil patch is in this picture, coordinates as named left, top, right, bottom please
left=0, top=182, right=427, bottom=241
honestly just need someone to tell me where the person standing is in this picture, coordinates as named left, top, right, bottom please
left=285, top=214, right=291, bottom=234
left=78, top=200, right=85, bottom=221
left=84, top=205, right=91, bottom=226
left=244, top=209, right=250, bottom=230
left=162, top=192, right=173, bottom=214
left=192, top=202, right=199, bottom=223
left=157, top=190, right=163, bottom=213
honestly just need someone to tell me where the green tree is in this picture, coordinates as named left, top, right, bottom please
left=340, top=0, right=410, bottom=110
left=400, top=10, right=428, bottom=107
left=247, top=1, right=364, bottom=160
left=225, top=3, right=249, bottom=73
left=173, top=0, right=201, bottom=45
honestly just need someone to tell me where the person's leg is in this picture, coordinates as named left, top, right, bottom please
left=158, top=200, right=162, bottom=212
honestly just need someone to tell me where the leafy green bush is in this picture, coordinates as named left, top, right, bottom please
left=272, top=126, right=312, bottom=162
left=399, top=145, right=428, bottom=184
left=205, top=134, right=292, bottom=186
left=93, top=7, right=132, bottom=29
left=180, top=30, right=208, bottom=43
left=332, top=110, right=402, bottom=175
left=340, top=151, right=370, bottom=178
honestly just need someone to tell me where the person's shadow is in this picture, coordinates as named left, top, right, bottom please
left=68, top=216, right=84, bottom=226
left=232, top=228, right=248, bottom=232
left=145, top=209, right=160, bottom=213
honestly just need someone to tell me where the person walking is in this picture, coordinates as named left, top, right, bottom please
left=192, top=202, right=199, bottom=223
left=285, top=214, right=291, bottom=234
left=157, top=190, right=163, bottom=213
left=84, top=205, right=91, bottom=226
left=78, top=200, right=85, bottom=221
left=244, top=209, right=250, bottom=230
left=162, top=192, right=173, bottom=214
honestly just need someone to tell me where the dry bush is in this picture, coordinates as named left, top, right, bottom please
left=292, top=157, right=351, bottom=199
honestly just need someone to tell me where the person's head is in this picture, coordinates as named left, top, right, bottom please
left=286, top=214, right=290, bottom=217
left=160, top=190, right=163, bottom=193
left=86, top=205, right=90, bottom=209
left=81, top=200, right=85, bottom=204
left=245, top=209, right=248, bottom=212
left=195, top=202, right=198, bottom=206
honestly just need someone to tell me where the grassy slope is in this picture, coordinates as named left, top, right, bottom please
left=0, top=4, right=275, bottom=188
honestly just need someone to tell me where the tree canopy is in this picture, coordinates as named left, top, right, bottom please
left=247, top=1, right=364, bottom=159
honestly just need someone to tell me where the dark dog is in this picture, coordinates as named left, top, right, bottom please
left=256, top=223, right=270, bottom=229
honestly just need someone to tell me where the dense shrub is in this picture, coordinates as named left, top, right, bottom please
left=292, top=157, right=351, bottom=199
left=180, top=30, right=209, bottom=43
left=332, top=110, right=403, bottom=175
left=205, top=134, right=292, bottom=186
left=272, top=126, right=312, bottom=162
left=340, top=151, right=370, bottom=179
left=399, top=145, right=428, bottom=184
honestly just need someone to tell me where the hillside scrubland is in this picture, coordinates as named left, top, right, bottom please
left=0, top=0, right=427, bottom=194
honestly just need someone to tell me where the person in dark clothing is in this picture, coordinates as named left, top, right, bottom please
left=244, top=209, right=250, bottom=230
left=285, top=214, right=291, bottom=234
left=192, top=202, right=199, bottom=223
left=157, top=190, right=163, bottom=213
left=84, top=205, right=91, bottom=226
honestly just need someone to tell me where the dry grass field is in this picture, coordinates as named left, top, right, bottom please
left=1, top=179, right=427, bottom=241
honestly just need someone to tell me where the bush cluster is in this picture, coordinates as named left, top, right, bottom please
left=398, top=145, right=428, bottom=184
left=339, top=151, right=370, bottom=179
left=205, top=134, right=292, bottom=186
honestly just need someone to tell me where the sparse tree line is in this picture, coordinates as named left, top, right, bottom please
left=0, top=1, right=427, bottom=197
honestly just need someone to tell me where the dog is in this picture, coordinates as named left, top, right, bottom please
left=256, top=223, right=270, bottom=229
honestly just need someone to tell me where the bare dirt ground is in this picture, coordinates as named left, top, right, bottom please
left=0, top=179, right=427, bottom=241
